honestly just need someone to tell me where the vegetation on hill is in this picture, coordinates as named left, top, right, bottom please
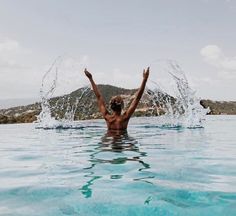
left=0, top=85, right=236, bottom=124
left=200, top=100, right=236, bottom=115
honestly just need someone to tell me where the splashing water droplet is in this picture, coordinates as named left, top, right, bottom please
left=35, top=58, right=209, bottom=129
left=146, top=60, right=210, bottom=128
left=35, top=57, right=91, bottom=129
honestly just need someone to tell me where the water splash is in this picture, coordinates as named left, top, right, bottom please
left=35, top=57, right=91, bottom=129
left=146, top=60, right=210, bottom=128
left=36, top=58, right=60, bottom=129
left=35, top=57, right=209, bottom=129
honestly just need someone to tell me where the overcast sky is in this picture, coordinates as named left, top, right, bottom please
left=0, top=0, right=236, bottom=100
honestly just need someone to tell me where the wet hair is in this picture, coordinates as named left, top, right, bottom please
left=109, top=96, right=124, bottom=112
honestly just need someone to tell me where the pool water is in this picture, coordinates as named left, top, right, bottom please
left=0, top=116, right=236, bottom=216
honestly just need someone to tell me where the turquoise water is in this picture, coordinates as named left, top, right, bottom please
left=0, top=116, right=236, bottom=216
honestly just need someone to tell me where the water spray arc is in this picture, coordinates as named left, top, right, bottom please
left=145, top=60, right=210, bottom=128
left=35, top=58, right=91, bottom=129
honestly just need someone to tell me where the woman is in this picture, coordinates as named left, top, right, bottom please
left=84, top=67, right=149, bottom=130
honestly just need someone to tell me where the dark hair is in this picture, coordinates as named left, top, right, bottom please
left=109, top=96, right=124, bottom=112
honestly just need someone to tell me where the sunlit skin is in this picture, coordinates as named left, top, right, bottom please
left=84, top=67, right=149, bottom=131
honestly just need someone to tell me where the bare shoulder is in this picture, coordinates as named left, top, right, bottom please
left=121, top=111, right=129, bottom=120
left=104, top=114, right=113, bottom=121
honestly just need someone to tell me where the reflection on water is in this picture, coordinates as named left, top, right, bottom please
left=80, top=130, right=150, bottom=198
left=100, top=130, right=138, bottom=152
left=0, top=116, right=236, bottom=216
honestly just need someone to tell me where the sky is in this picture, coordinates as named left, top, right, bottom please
left=0, top=0, right=236, bottom=101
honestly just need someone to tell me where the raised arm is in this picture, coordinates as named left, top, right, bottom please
left=124, top=67, right=149, bottom=119
left=84, top=68, right=109, bottom=119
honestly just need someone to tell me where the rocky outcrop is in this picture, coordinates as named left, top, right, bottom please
left=200, top=100, right=236, bottom=115
left=0, top=114, right=8, bottom=124
left=0, top=103, right=41, bottom=124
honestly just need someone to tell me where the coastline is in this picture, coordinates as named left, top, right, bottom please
left=1, top=85, right=236, bottom=125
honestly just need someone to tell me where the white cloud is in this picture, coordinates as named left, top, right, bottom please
left=0, top=36, right=90, bottom=99
left=0, top=38, right=19, bottom=52
left=200, top=45, right=222, bottom=61
left=200, top=45, right=236, bottom=72
left=0, top=37, right=31, bottom=69
left=198, top=45, right=236, bottom=100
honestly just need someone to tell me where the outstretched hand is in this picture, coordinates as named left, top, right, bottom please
left=143, top=67, right=150, bottom=80
left=84, top=68, right=92, bottom=79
